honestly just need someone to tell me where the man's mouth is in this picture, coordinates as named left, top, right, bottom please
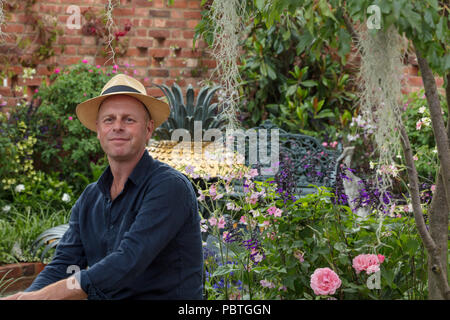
left=109, top=138, right=129, bottom=142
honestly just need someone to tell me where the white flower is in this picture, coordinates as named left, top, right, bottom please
left=15, top=184, right=25, bottom=193
left=421, top=117, right=431, bottom=127
left=2, top=205, right=11, bottom=213
left=62, top=193, right=71, bottom=203
left=418, top=106, right=426, bottom=114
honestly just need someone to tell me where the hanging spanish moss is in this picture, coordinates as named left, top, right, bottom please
left=207, top=0, right=247, bottom=130
left=0, top=0, right=6, bottom=41
left=355, top=24, right=408, bottom=212
left=104, top=0, right=120, bottom=65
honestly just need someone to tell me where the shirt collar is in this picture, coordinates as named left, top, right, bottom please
left=97, top=149, right=154, bottom=197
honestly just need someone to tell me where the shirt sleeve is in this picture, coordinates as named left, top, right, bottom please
left=24, top=198, right=88, bottom=293
left=79, top=175, right=194, bottom=299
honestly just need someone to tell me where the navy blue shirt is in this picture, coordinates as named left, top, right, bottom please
left=25, top=150, right=203, bottom=299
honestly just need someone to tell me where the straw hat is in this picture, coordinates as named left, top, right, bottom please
left=75, top=74, right=170, bottom=132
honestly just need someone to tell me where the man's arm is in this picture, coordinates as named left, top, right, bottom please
left=1, top=276, right=87, bottom=300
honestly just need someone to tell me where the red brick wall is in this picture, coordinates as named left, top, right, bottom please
left=0, top=0, right=446, bottom=112
left=0, top=0, right=216, bottom=108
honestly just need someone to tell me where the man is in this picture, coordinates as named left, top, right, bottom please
left=2, top=74, right=203, bottom=300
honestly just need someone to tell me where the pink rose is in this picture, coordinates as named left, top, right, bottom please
left=82, top=59, right=88, bottom=64
left=54, top=68, right=60, bottom=74
left=366, top=264, right=380, bottom=274
left=310, top=267, right=342, bottom=296
left=377, top=254, right=385, bottom=264
left=352, top=254, right=382, bottom=274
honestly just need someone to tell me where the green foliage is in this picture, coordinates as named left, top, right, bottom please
left=183, top=164, right=428, bottom=300
left=27, top=62, right=112, bottom=195
left=196, top=1, right=358, bottom=138
left=400, top=89, right=448, bottom=183
left=0, top=202, right=70, bottom=265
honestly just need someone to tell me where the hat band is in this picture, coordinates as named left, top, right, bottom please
left=102, top=85, right=141, bottom=95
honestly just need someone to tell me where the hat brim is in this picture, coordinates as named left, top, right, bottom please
left=75, top=91, right=170, bottom=132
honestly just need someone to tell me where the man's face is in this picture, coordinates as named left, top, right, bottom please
left=96, top=95, right=154, bottom=162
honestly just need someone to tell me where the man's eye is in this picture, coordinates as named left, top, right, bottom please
left=104, top=118, right=112, bottom=123
left=126, top=118, right=135, bottom=123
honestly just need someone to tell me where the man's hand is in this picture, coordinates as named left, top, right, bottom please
left=0, top=276, right=87, bottom=300
left=0, top=292, right=24, bottom=300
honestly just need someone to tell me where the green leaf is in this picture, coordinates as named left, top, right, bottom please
left=315, top=109, right=334, bottom=119
left=300, top=80, right=317, bottom=88
left=255, top=0, right=265, bottom=11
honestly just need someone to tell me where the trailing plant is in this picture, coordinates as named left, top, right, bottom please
left=81, top=5, right=132, bottom=63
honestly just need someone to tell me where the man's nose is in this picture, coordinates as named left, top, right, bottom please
left=112, top=119, right=124, bottom=131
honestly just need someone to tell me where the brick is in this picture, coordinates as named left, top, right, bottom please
left=149, top=48, right=170, bottom=58
left=114, top=7, right=135, bottom=16
left=58, top=36, right=82, bottom=45
left=147, top=87, right=165, bottom=97
left=187, top=0, right=202, bottom=9
left=166, top=20, right=187, bottom=28
left=3, top=24, right=24, bottom=33
left=170, top=10, right=184, bottom=19
left=148, top=69, right=169, bottom=77
left=152, top=0, right=165, bottom=8
left=61, top=45, right=77, bottom=55
left=187, top=20, right=199, bottom=29
left=149, top=10, right=170, bottom=18
left=135, top=7, right=149, bottom=17
left=132, top=58, right=151, bottom=67
left=82, top=37, right=96, bottom=46
left=165, top=58, right=187, bottom=68
left=201, top=59, right=217, bottom=68
left=78, top=46, right=98, bottom=55
left=148, top=30, right=170, bottom=39
left=0, top=264, right=21, bottom=279
left=125, top=47, right=142, bottom=57
left=154, top=19, right=167, bottom=28
left=182, top=30, right=195, bottom=39
left=136, top=28, right=147, bottom=37
left=139, top=18, right=153, bottom=28
left=58, top=56, right=84, bottom=65
left=131, top=38, right=153, bottom=48
left=184, top=11, right=202, bottom=19
left=408, top=76, right=423, bottom=87
left=171, top=0, right=189, bottom=8
left=179, top=49, right=203, bottom=58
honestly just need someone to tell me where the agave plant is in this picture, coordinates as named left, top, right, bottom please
left=154, top=83, right=227, bottom=140
left=31, top=224, right=69, bottom=262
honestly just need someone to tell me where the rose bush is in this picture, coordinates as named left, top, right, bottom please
left=181, top=153, right=428, bottom=300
